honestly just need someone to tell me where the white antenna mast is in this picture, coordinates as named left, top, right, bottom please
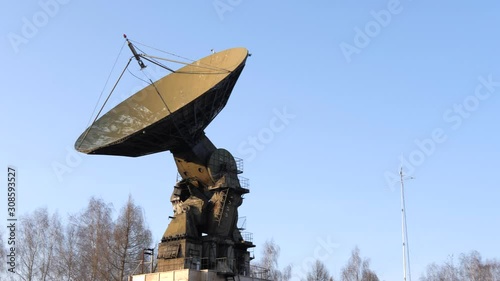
left=400, top=167, right=412, bottom=281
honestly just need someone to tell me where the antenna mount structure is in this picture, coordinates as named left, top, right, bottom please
left=75, top=44, right=254, bottom=276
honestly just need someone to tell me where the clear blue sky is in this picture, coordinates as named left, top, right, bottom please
left=2, top=1, right=500, bottom=280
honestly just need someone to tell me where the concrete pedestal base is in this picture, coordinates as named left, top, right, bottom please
left=130, top=269, right=269, bottom=281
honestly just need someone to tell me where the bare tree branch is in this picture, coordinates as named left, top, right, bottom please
left=306, top=260, right=333, bottom=281
left=341, top=246, right=379, bottom=281
left=255, top=239, right=293, bottom=281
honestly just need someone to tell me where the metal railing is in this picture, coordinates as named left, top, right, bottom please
left=238, top=176, right=249, bottom=188
left=250, top=264, right=270, bottom=280
left=240, top=231, right=253, bottom=243
left=156, top=257, right=239, bottom=272
left=215, top=257, right=236, bottom=274
left=235, top=157, right=244, bottom=174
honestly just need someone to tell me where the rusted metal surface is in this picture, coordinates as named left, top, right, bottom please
left=75, top=48, right=248, bottom=157
left=76, top=47, right=255, bottom=276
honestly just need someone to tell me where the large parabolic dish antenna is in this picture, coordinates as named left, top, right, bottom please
left=75, top=47, right=249, bottom=157
left=75, top=43, right=255, bottom=275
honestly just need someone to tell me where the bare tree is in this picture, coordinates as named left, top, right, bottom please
left=16, top=208, right=61, bottom=281
left=259, top=239, right=280, bottom=274
left=0, top=229, right=17, bottom=281
left=72, top=197, right=115, bottom=281
left=11, top=195, right=154, bottom=281
left=306, top=260, right=333, bottom=281
left=420, top=255, right=460, bottom=281
left=0, top=229, right=15, bottom=281
left=340, top=246, right=379, bottom=281
left=361, top=259, right=379, bottom=281
left=420, top=262, right=445, bottom=281
left=0, top=229, right=6, bottom=272
left=255, top=239, right=293, bottom=281
left=282, top=264, right=293, bottom=281
left=459, top=250, right=493, bottom=281
left=361, top=272, right=378, bottom=281
left=420, top=250, right=500, bottom=281
left=341, top=247, right=361, bottom=281
left=54, top=222, right=78, bottom=281
left=490, top=260, right=500, bottom=281
left=44, top=212, right=64, bottom=281
left=110, top=195, right=153, bottom=280
left=17, top=213, right=38, bottom=281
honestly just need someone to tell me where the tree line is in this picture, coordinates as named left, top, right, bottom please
left=419, top=251, right=500, bottom=281
left=254, top=239, right=379, bottom=281
left=254, top=240, right=500, bottom=281
left=1, top=196, right=153, bottom=281
left=2, top=198, right=499, bottom=281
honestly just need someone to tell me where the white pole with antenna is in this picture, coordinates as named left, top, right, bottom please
left=400, top=167, right=412, bottom=281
